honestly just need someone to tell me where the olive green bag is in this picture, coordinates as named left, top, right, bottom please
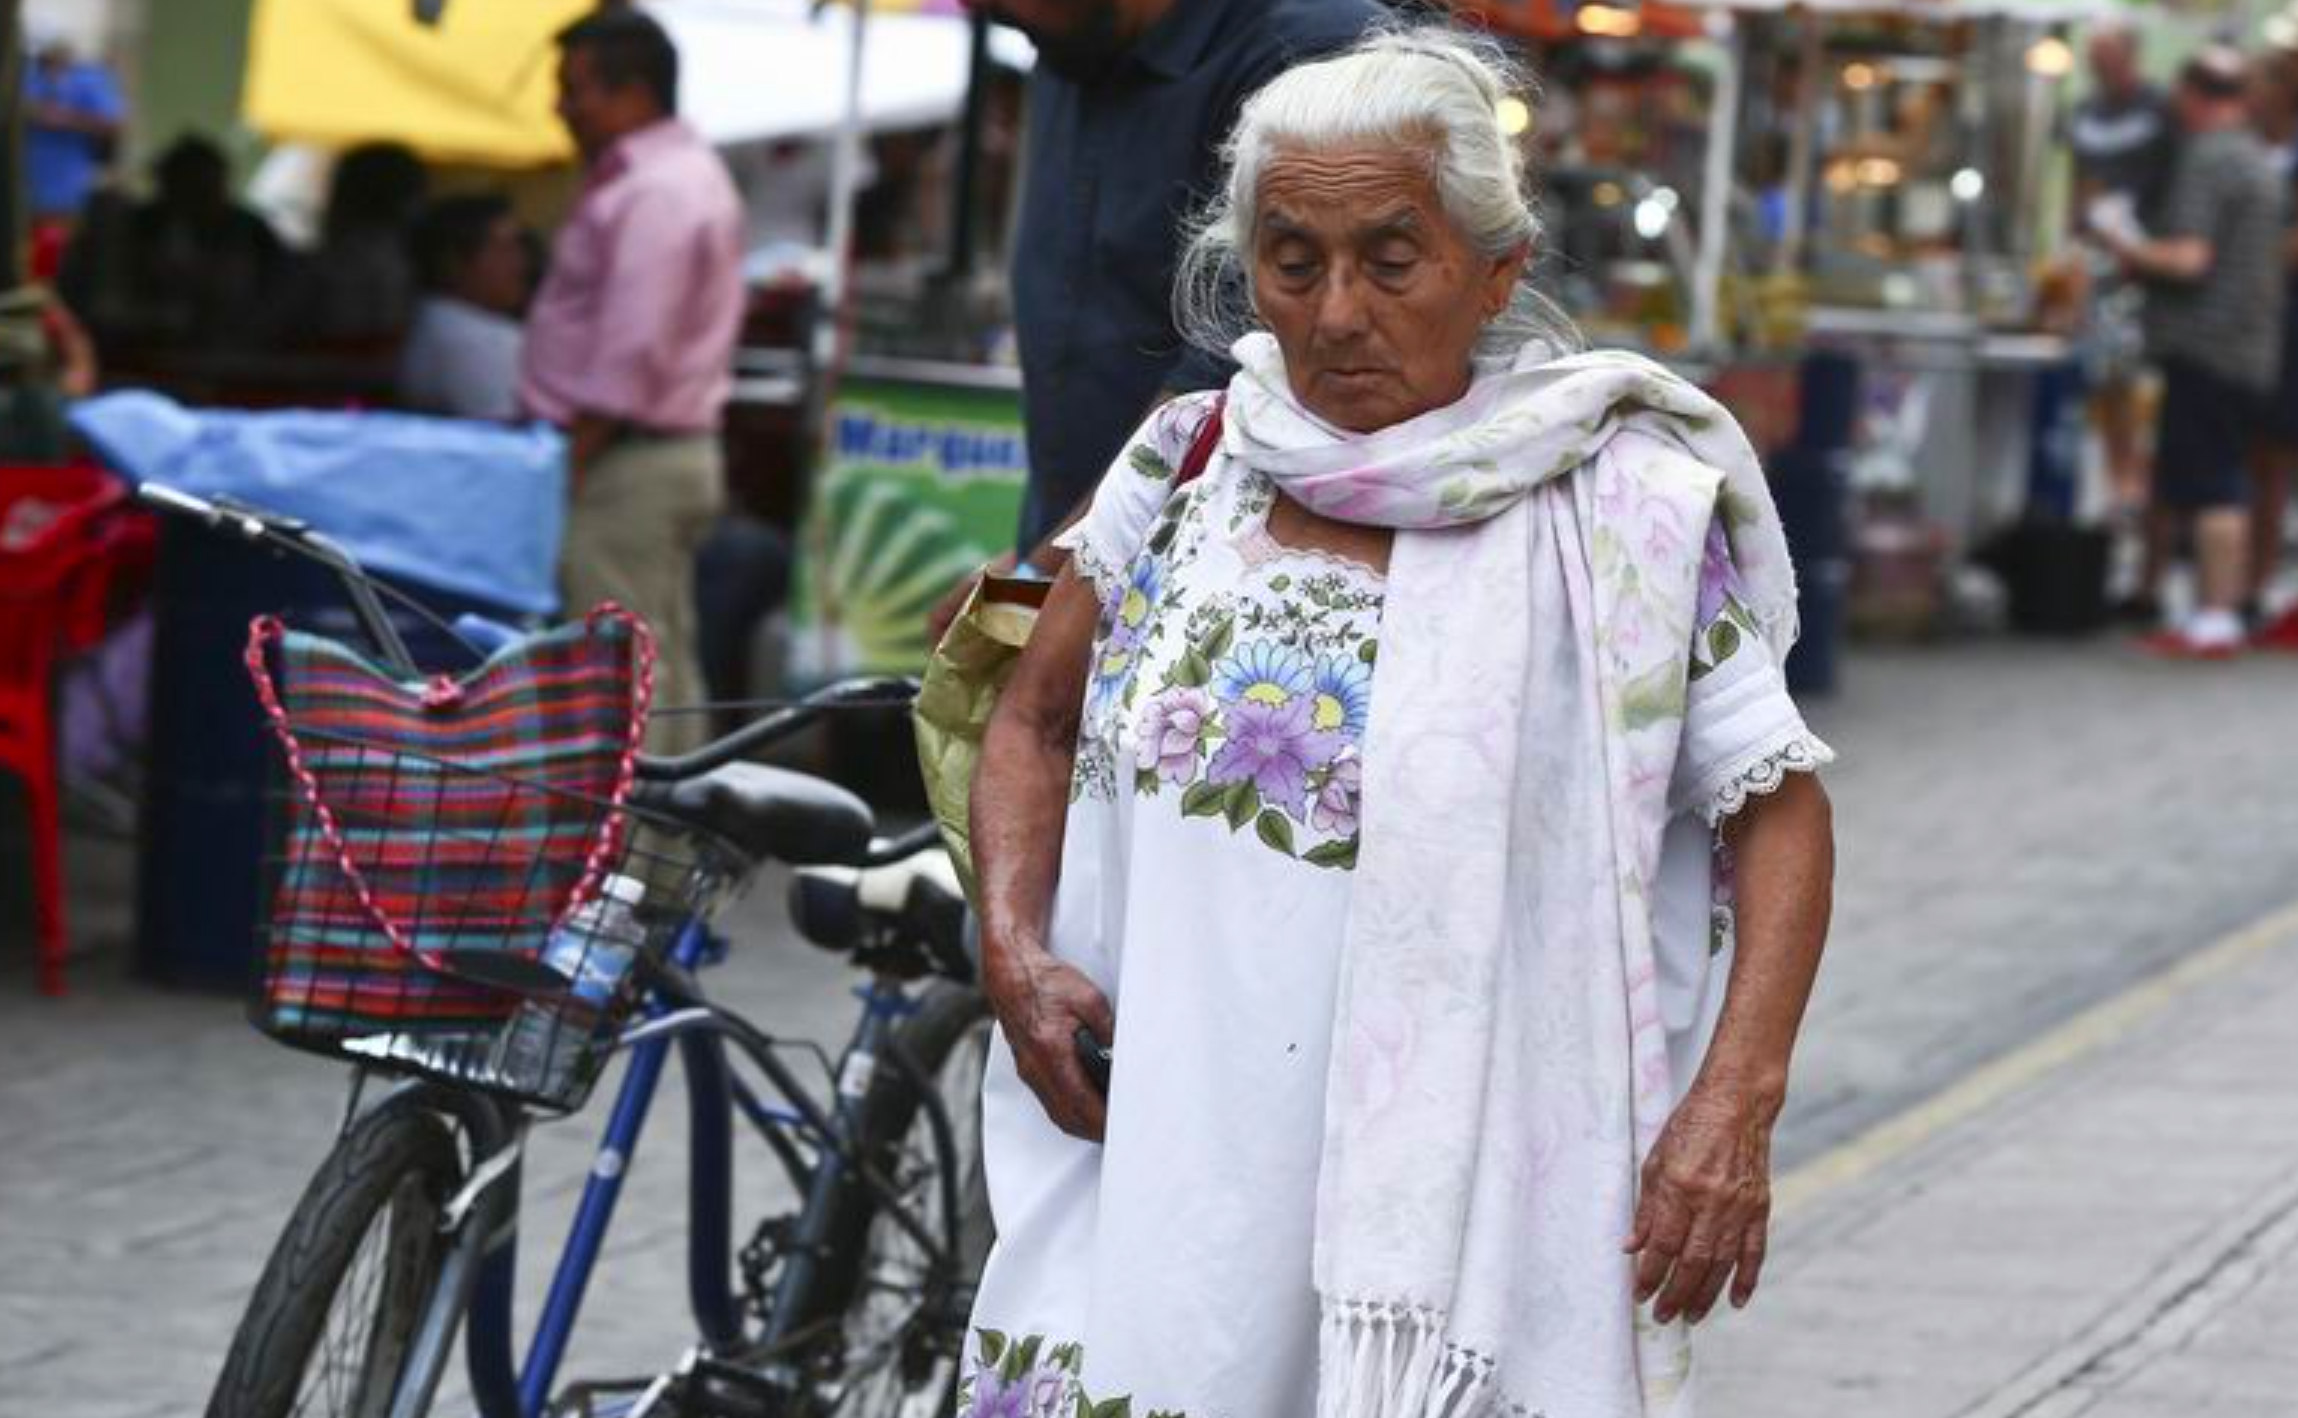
left=913, top=573, right=1050, bottom=904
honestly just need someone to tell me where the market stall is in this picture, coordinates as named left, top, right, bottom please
left=1476, top=0, right=2107, bottom=654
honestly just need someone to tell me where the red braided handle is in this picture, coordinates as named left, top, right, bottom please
left=244, top=604, right=659, bottom=979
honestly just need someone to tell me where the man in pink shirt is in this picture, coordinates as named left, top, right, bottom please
left=522, top=8, right=743, bottom=749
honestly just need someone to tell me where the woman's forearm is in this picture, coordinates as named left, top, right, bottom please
left=1695, top=771, right=1835, bottom=1112
left=969, top=570, right=1099, bottom=983
left=972, top=699, right=1078, bottom=973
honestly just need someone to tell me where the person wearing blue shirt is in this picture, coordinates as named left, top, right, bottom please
left=931, top=0, right=1383, bottom=637
left=25, top=42, right=125, bottom=222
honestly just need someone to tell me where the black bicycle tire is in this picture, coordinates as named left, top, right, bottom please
left=206, top=1100, right=464, bottom=1418
left=819, top=982, right=995, bottom=1416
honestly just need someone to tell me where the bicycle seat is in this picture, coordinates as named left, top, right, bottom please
left=636, top=763, right=875, bottom=867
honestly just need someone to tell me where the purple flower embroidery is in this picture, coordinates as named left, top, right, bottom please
left=1207, top=696, right=1338, bottom=816
left=1136, top=688, right=1214, bottom=783
left=966, top=1369, right=1029, bottom=1418
left=1312, top=751, right=1364, bottom=836
left=1696, top=519, right=1740, bottom=630
left=964, top=1365, right=1070, bottom=1418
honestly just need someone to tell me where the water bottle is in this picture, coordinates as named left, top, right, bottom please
left=496, top=873, right=647, bottom=1096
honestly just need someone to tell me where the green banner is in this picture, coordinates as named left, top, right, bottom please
left=787, top=376, right=1028, bottom=685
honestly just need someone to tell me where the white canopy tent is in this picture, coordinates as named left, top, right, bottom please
left=644, top=0, right=1033, bottom=148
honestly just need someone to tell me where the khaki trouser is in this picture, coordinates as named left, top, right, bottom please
left=561, top=434, right=722, bottom=756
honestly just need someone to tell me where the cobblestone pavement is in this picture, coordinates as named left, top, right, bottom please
left=6, top=637, right=2298, bottom=1416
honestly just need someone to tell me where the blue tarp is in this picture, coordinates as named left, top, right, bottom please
left=71, top=391, right=567, bottom=616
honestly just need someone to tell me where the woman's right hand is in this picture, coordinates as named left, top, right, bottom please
left=984, top=941, right=1115, bottom=1143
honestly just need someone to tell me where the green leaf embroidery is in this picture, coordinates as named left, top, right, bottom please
left=1255, top=809, right=1297, bottom=855
left=1619, top=663, right=1687, bottom=732
left=1269, top=573, right=1291, bottom=593
left=1356, top=639, right=1378, bottom=666
left=1180, top=780, right=1227, bottom=818
left=1221, top=779, right=1258, bottom=830
left=1127, top=444, right=1174, bottom=482
left=1303, top=837, right=1359, bottom=870
left=1706, top=618, right=1741, bottom=664
left=1201, top=614, right=1236, bottom=665
left=1170, top=647, right=1212, bottom=689
left=1134, top=765, right=1160, bottom=795
left=1007, top=1332, right=1044, bottom=1382
left=1092, top=1399, right=1134, bottom=1418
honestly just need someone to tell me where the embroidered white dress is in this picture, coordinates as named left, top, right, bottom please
left=961, top=398, right=1829, bottom=1418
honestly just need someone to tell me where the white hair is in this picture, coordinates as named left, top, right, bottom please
left=1173, top=24, right=1582, bottom=362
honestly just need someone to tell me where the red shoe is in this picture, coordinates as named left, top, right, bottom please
left=2137, top=629, right=2241, bottom=660
left=2251, top=607, right=2298, bottom=650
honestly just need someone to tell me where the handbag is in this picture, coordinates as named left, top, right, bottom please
left=915, top=396, right=1224, bottom=902
left=244, top=606, right=654, bottom=1052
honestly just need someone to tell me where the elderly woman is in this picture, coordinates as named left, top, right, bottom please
left=964, top=27, right=1834, bottom=1418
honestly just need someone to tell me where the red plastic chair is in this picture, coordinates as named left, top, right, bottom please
left=0, top=465, right=155, bottom=994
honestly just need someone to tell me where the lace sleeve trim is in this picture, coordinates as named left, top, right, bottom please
left=1697, top=729, right=1836, bottom=826
left=1054, top=525, right=1124, bottom=602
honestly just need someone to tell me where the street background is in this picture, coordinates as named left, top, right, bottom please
left=8, top=636, right=2298, bottom=1418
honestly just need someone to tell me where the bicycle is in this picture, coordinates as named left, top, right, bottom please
left=135, top=483, right=994, bottom=1418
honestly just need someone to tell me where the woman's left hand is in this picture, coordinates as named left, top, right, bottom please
left=1623, top=1080, right=1780, bottom=1325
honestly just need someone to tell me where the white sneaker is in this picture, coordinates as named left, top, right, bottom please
left=2186, top=608, right=2245, bottom=651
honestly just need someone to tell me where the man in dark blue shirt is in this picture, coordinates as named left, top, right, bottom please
left=961, top=0, right=1382, bottom=595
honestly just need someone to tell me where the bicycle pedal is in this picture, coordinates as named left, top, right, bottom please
left=669, top=1354, right=800, bottom=1418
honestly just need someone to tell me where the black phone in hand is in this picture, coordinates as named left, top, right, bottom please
left=1074, top=1026, right=1112, bottom=1097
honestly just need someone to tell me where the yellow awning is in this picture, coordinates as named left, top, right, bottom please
left=242, top=0, right=592, bottom=168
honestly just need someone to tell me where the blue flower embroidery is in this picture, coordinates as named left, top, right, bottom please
left=1089, top=557, right=1164, bottom=713
left=1308, top=654, right=1373, bottom=736
left=1115, top=557, right=1162, bottom=638
left=1211, top=640, right=1312, bottom=708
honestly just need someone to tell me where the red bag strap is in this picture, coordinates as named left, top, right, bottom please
left=243, top=605, right=658, bottom=976
left=1176, top=393, right=1226, bottom=488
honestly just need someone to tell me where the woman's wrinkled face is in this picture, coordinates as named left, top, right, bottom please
left=1251, top=142, right=1526, bottom=434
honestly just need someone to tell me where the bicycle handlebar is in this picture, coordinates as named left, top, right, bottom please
left=135, top=481, right=425, bottom=674
left=134, top=481, right=921, bottom=782
left=632, top=676, right=918, bottom=781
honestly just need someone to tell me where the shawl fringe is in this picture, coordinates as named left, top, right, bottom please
left=1316, top=1299, right=1533, bottom=1418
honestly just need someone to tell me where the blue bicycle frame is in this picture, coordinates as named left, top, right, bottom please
left=388, top=915, right=942, bottom=1418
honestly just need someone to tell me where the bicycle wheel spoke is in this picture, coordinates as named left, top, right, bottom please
left=823, top=1012, right=995, bottom=1418
left=292, top=1182, right=398, bottom=1418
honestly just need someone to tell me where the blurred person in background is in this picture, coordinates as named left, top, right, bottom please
left=279, top=141, right=429, bottom=349
left=928, top=0, right=1383, bottom=642
left=2070, top=21, right=2178, bottom=536
left=59, top=135, right=290, bottom=367
left=2095, top=47, right=2289, bottom=658
left=24, top=36, right=124, bottom=232
left=520, top=7, right=742, bottom=751
left=0, top=285, right=100, bottom=459
left=399, top=194, right=531, bottom=421
left=2249, top=33, right=2298, bottom=642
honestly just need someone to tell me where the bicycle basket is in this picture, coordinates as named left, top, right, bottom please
left=245, top=607, right=714, bottom=1111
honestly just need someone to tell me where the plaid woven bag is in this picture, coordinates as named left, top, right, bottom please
left=244, top=606, right=654, bottom=1046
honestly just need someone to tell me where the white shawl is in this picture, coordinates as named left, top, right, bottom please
left=1220, top=333, right=1800, bottom=1418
